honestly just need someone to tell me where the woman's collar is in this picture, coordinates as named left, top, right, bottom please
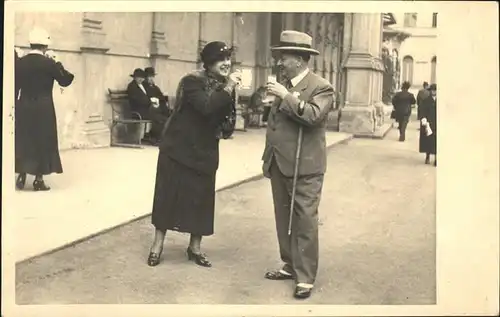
left=205, top=69, right=227, bottom=83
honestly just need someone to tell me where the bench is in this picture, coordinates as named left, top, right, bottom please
left=238, top=93, right=268, bottom=129
left=246, top=107, right=265, bottom=128
left=107, top=89, right=170, bottom=148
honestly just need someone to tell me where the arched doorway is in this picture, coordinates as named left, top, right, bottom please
left=402, top=55, right=414, bottom=85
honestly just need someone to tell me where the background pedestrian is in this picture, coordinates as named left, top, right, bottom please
left=419, top=83, right=437, bottom=166
left=15, top=27, right=75, bottom=191
left=391, top=81, right=416, bottom=142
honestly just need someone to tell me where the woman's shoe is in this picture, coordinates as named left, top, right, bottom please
left=434, top=160, right=437, bottom=167
left=33, top=180, right=51, bottom=191
left=16, top=173, right=26, bottom=190
left=187, top=247, right=212, bottom=267
left=425, top=156, right=430, bottom=164
left=147, top=250, right=162, bottom=267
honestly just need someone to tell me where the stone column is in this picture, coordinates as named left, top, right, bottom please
left=79, top=12, right=111, bottom=148
left=294, top=13, right=305, bottom=31
left=372, top=14, right=387, bottom=127
left=231, top=13, right=242, bottom=69
left=196, top=13, right=206, bottom=69
left=255, top=13, right=272, bottom=88
left=283, top=13, right=295, bottom=30
left=150, top=13, right=171, bottom=69
left=324, top=14, right=335, bottom=84
left=317, top=14, right=327, bottom=78
left=339, top=13, right=387, bottom=137
left=304, top=13, right=318, bottom=74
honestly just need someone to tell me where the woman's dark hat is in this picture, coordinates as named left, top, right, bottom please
left=200, top=41, right=233, bottom=65
left=145, top=67, right=157, bottom=76
left=429, top=84, right=437, bottom=91
left=130, top=68, right=146, bottom=78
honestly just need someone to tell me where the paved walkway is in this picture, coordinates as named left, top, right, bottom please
left=16, top=121, right=436, bottom=305
left=13, top=128, right=352, bottom=263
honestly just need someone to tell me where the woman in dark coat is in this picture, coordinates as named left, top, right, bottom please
left=419, top=84, right=437, bottom=166
left=147, top=41, right=241, bottom=267
left=15, top=49, right=20, bottom=97
left=392, top=81, right=416, bottom=141
left=15, top=28, right=75, bottom=191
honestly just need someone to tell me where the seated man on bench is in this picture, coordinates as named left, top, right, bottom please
left=144, top=67, right=170, bottom=145
left=127, top=68, right=153, bottom=142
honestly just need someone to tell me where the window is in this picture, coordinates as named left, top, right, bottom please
left=402, top=55, right=414, bottom=84
left=403, top=13, right=418, bottom=27
left=432, top=13, right=437, bottom=27
left=430, top=56, right=437, bottom=84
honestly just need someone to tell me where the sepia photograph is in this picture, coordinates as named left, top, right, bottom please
left=2, top=1, right=499, bottom=316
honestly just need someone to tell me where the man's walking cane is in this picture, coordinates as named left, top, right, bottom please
left=288, top=125, right=304, bottom=236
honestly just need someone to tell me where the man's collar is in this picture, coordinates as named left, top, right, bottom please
left=290, top=68, right=310, bottom=87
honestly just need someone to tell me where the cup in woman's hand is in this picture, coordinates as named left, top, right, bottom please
left=229, top=71, right=242, bottom=86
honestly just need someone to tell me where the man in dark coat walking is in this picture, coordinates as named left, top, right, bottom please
left=392, top=81, right=416, bottom=141
left=144, top=67, right=170, bottom=144
left=15, top=27, right=74, bottom=191
left=416, top=81, right=430, bottom=120
left=419, top=83, right=437, bottom=166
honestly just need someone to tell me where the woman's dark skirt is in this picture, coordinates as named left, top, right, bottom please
left=151, top=152, right=216, bottom=236
left=419, top=125, right=437, bottom=155
left=15, top=99, right=63, bottom=176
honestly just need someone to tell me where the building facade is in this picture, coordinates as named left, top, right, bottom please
left=14, top=12, right=396, bottom=150
left=388, top=12, right=437, bottom=95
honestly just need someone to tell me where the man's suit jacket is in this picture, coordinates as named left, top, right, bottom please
left=391, top=90, right=416, bottom=121
left=144, top=82, right=170, bottom=115
left=126, top=80, right=151, bottom=119
left=262, top=71, right=335, bottom=178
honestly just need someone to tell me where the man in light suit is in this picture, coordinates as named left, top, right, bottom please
left=263, top=30, right=335, bottom=299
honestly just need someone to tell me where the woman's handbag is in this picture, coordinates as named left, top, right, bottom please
left=217, top=103, right=236, bottom=139
left=390, top=109, right=396, bottom=119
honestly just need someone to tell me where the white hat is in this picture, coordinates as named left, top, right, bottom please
left=271, top=30, right=320, bottom=55
left=29, top=27, right=51, bottom=46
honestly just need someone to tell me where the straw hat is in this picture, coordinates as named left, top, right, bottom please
left=271, top=30, right=320, bottom=55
